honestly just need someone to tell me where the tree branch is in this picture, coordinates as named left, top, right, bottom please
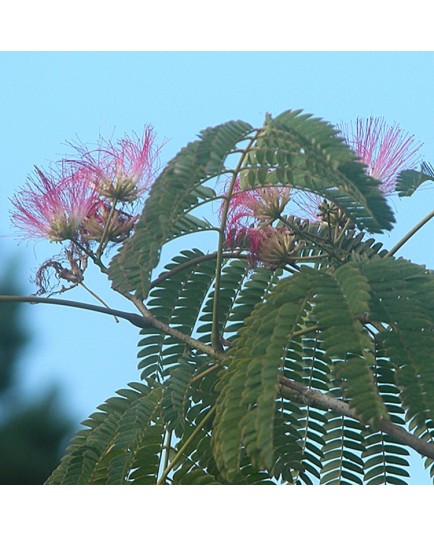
left=278, top=375, right=434, bottom=460
left=0, top=294, right=147, bottom=328
left=4, top=294, right=433, bottom=462
left=0, top=294, right=225, bottom=362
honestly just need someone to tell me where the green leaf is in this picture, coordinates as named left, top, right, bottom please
left=302, top=264, right=388, bottom=426
left=358, top=257, right=434, bottom=425
left=196, top=258, right=252, bottom=346
left=212, top=258, right=393, bottom=480
left=212, top=272, right=312, bottom=481
left=137, top=249, right=217, bottom=381
left=320, top=414, right=365, bottom=485
left=46, top=383, right=163, bottom=484
left=395, top=162, right=434, bottom=197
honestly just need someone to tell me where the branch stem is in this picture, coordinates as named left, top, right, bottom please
left=292, top=324, right=320, bottom=338
left=279, top=375, right=434, bottom=460
left=160, top=428, right=173, bottom=476
left=386, top=208, right=434, bottom=257
left=335, top=217, right=353, bottom=244
left=0, top=294, right=225, bottom=362
left=95, top=200, right=118, bottom=258
left=70, top=239, right=109, bottom=274
left=79, top=282, right=119, bottom=323
left=191, top=363, right=222, bottom=383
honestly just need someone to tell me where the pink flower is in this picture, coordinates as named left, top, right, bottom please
left=10, top=165, right=99, bottom=242
left=291, top=190, right=323, bottom=222
left=69, top=126, right=163, bottom=203
left=289, top=117, right=423, bottom=222
left=340, top=117, right=422, bottom=193
left=222, top=177, right=261, bottom=242
left=222, top=177, right=292, bottom=246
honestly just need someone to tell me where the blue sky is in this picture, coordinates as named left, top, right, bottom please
left=1, top=51, right=434, bottom=484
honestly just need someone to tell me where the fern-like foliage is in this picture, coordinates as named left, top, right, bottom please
left=137, top=249, right=217, bottom=383
left=46, top=109, right=434, bottom=485
left=47, top=383, right=164, bottom=484
left=357, top=256, right=434, bottom=475
left=354, top=336, right=410, bottom=484
left=212, top=270, right=311, bottom=480
left=213, top=260, right=390, bottom=482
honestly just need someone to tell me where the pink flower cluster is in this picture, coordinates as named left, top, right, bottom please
left=222, top=117, right=422, bottom=264
left=223, top=177, right=291, bottom=247
left=235, top=225, right=298, bottom=269
left=11, top=127, right=163, bottom=244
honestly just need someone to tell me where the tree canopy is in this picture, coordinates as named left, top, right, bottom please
left=2, top=109, right=434, bottom=484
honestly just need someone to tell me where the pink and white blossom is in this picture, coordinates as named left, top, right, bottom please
left=293, top=118, right=423, bottom=221
left=10, top=165, right=99, bottom=242
left=69, top=126, right=163, bottom=203
left=340, top=117, right=422, bottom=193
left=230, top=225, right=298, bottom=269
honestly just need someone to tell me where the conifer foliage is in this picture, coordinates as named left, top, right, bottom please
left=4, top=109, right=434, bottom=484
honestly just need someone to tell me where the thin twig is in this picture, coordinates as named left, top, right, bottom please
left=149, top=251, right=248, bottom=290
left=70, top=238, right=109, bottom=274
left=95, top=201, right=117, bottom=259
left=191, top=363, right=222, bottom=383
left=0, top=293, right=226, bottom=362
left=290, top=253, right=329, bottom=262
left=160, top=428, right=173, bottom=477
left=79, top=281, right=119, bottom=323
left=292, top=324, right=320, bottom=338
left=335, top=217, right=353, bottom=245
left=211, top=132, right=259, bottom=351
left=156, top=407, right=215, bottom=485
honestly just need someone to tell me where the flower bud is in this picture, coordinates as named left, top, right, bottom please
left=316, top=200, right=351, bottom=229
left=82, top=203, right=137, bottom=243
left=254, top=226, right=299, bottom=269
left=97, top=173, right=140, bottom=203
